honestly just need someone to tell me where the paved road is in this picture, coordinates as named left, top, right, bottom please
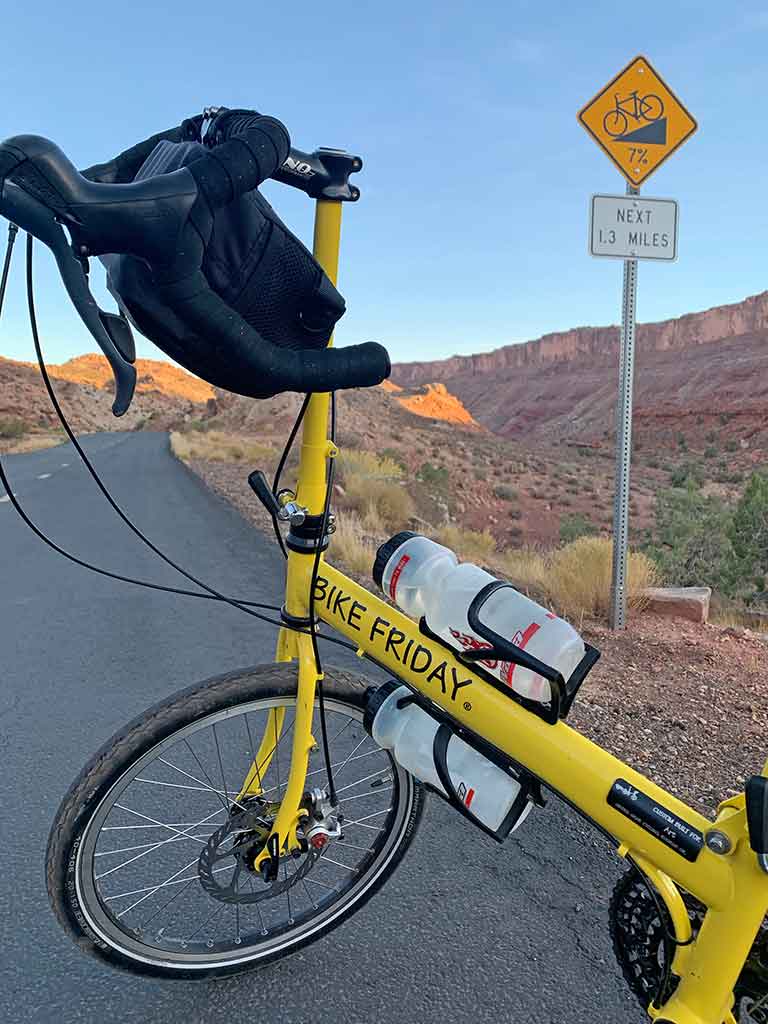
left=1, top=433, right=643, bottom=1024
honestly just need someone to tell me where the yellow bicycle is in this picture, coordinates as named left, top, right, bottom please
left=1, top=126, right=767, bottom=1024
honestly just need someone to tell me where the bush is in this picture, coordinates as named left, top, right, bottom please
left=343, top=476, right=415, bottom=530
left=725, top=439, right=739, bottom=453
left=677, top=432, right=688, bottom=451
left=496, top=538, right=658, bottom=621
left=337, top=449, right=404, bottom=482
left=545, top=537, right=660, bottom=621
left=418, top=462, right=449, bottom=487
left=436, top=525, right=496, bottom=562
left=331, top=513, right=377, bottom=574
left=474, top=469, right=487, bottom=481
left=493, top=483, right=518, bottom=501
left=704, top=445, right=717, bottom=459
left=559, top=513, right=598, bottom=544
left=0, top=417, right=26, bottom=440
left=728, top=471, right=768, bottom=599
left=669, top=462, right=705, bottom=489
left=645, top=485, right=733, bottom=590
left=170, top=431, right=274, bottom=464
left=379, top=447, right=408, bottom=471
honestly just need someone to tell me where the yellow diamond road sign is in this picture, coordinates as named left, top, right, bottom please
left=578, top=55, right=697, bottom=186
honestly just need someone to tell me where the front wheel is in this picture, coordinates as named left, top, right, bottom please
left=47, top=664, right=423, bottom=978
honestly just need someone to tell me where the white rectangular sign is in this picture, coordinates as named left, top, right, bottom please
left=589, top=194, right=678, bottom=261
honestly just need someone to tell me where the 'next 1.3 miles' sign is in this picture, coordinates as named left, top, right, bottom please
left=589, top=193, right=678, bottom=261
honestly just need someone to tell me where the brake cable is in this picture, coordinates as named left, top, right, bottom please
left=0, top=224, right=357, bottom=656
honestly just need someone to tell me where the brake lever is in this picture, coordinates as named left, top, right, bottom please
left=0, top=181, right=136, bottom=415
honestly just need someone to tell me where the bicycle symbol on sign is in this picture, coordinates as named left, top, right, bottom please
left=602, top=91, right=665, bottom=138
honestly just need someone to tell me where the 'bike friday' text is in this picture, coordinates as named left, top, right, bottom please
left=313, top=576, right=474, bottom=703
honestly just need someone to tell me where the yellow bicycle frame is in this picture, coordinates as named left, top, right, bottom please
left=242, top=196, right=768, bottom=1024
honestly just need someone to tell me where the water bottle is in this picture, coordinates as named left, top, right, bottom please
left=365, top=680, right=533, bottom=837
left=372, top=532, right=586, bottom=703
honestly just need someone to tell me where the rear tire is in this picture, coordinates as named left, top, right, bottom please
left=46, top=664, right=423, bottom=979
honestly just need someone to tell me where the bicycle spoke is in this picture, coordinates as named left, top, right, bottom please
left=75, top=694, right=411, bottom=965
left=334, top=768, right=391, bottom=795
left=97, top=805, right=224, bottom=879
left=95, top=833, right=216, bottom=857
left=212, top=723, right=229, bottom=804
left=339, top=788, right=393, bottom=804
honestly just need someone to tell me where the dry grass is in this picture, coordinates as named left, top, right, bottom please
left=171, top=431, right=275, bottom=465
left=436, top=525, right=496, bottom=563
left=0, top=432, right=65, bottom=455
left=545, top=537, right=659, bottom=621
left=342, top=476, right=415, bottom=531
left=331, top=512, right=378, bottom=575
left=495, top=547, right=549, bottom=599
left=488, top=537, right=661, bottom=623
left=337, top=449, right=404, bottom=482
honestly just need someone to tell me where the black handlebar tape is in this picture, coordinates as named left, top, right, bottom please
left=185, top=116, right=290, bottom=211
left=157, top=271, right=391, bottom=395
left=80, top=115, right=204, bottom=185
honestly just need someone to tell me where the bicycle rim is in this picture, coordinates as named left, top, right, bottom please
left=73, top=695, right=414, bottom=970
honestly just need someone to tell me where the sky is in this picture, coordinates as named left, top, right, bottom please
left=0, top=0, right=766, bottom=369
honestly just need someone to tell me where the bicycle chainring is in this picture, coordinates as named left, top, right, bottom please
left=610, top=868, right=768, bottom=1022
left=197, top=797, right=320, bottom=905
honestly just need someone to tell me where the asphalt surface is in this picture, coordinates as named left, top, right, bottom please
left=0, top=432, right=644, bottom=1024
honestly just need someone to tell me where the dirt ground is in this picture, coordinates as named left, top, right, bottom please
left=186, top=453, right=767, bottom=820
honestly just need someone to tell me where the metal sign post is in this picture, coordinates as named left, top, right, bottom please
left=610, top=183, right=639, bottom=629
left=577, top=55, right=697, bottom=629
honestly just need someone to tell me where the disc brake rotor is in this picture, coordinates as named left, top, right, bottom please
left=610, top=868, right=768, bottom=1022
left=197, top=797, right=320, bottom=905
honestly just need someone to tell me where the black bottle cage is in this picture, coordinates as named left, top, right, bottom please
left=460, top=581, right=601, bottom=725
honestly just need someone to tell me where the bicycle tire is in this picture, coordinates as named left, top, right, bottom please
left=639, top=94, right=664, bottom=122
left=46, top=663, right=424, bottom=979
left=602, top=109, right=628, bottom=138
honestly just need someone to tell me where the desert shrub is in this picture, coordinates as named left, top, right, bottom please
left=669, top=462, right=705, bottom=489
left=496, top=547, right=549, bottom=598
left=728, top=471, right=768, bottom=598
left=645, top=484, right=733, bottom=590
left=337, top=449, right=404, bottom=482
left=331, top=513, right=378, bottom=574
left=677, top=432, right=688, bottom=451
left=704, top=445, right=717, bottom=459
left=0, top=417, right=26, bottom=440
left=545, top=537, right=660, bottom=620
left=725, top=439, right=739, bottom=452
left=493, top=483, right=518, bottom=501
left=496, top=538, right=658, bottom=621
left=706, top=430, right=717, bottom=444
left=170, top=431, right=274, bottom=464
left=343, top=476, right=414, bottom=530
left=379, top=447, right=408, bottom=471
left=559, top=513, right=598, bottom=543
left=418, top=462, right=449, bottom=487
left=436, top=525, right=496, bottom=562
left=474, top=469, right=487, bottom=481
left=714, top=468, right=743, bottom=485
left=645, top=457, right=661, bottom=469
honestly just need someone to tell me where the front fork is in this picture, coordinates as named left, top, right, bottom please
left=237, top=198, right=345, bottom=873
